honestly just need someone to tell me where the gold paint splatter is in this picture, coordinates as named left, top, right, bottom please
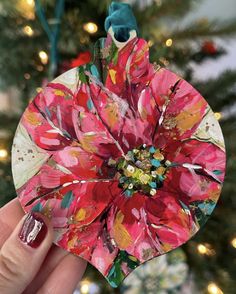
left=75, top=208, right=87, bottom=222
left=109, top=69, right=117, bottom=84
left=68, top=235, right=77, bottom=249
left=24, top=109, right=41, bottom=126
left=54, top=90, right=65, bottom=96
left=175, top=101, right=204, bottom=134
left=113, top=211, right=132, bottom=249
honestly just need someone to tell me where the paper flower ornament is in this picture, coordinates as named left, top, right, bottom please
left=12, top=2, right=226, bottom=288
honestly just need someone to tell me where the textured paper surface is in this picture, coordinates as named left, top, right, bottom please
left=12, top=32, right=226, bottom=287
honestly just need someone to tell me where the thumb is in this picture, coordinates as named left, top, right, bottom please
left=0, top=212, right=54, bottom=294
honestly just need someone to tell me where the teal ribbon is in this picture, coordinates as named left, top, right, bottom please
left=35, top=0, right=65, bottom=79
left=104, top=2, right=138, bottom=42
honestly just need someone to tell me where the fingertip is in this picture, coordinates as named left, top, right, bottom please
left=18, top=212, right=54, bottom=249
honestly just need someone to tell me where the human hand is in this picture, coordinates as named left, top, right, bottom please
left=0, top=198, right=87, bottom=294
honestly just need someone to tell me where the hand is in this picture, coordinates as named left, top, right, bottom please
left=0, top=198, right=87, bottom=294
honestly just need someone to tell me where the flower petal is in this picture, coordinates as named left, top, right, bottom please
left=89, top=81, right=152, bottom=152
left=107, top=191, right=194, bottom=261
left=164, top=139, right=226, bottom=183
left=107, top=193, right=162, bottom=262
left=34, top=83, right=79, bottom=140
left=71, top=107, right=122, bottom=159
left=22, top=99, right=73, bottom=151
left=17, top=163, right=76, bottom=210
left=52, top=146, right=115, bottom=180
left=150, top=69, right=208, bottom=148
left=145, top=192, right=194, bottom=249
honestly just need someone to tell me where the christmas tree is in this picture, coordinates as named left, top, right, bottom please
left=0, top=1, right=236, bottom=293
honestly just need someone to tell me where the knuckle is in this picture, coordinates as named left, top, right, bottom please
left=0, top=246, right=25, bottom=283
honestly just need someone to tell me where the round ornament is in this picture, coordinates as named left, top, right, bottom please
left=12, top=2, right=226, bottom=288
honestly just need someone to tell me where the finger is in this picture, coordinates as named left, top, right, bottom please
left=0, top=198, right=68, bottom=289
left=23, top=245, right=68, bottom=294
left=0, top=198, right=25, bottom=246
left=0, top=212, right=53, bottom=294
left=37, top=254, right=87, bottom=294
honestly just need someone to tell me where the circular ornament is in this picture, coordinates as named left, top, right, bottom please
left=12, top=5, right=226, bottom=288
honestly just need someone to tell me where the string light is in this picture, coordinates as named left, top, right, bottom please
left=0, top=149, right=8, bottom=160
left=83, top=22, right=98, bottom=34
left=17, top=0, right=35, bottom=20
left=214, top=112, right=222, bottom=121
left=197, top=243, right=216, bottom=256
left=80, top=279, right=91, bottom=294
left=23, top=25, right=34, bottom=36
left=159, top=57, right=169, bottom=66
left=148, top=40, right=154, bottom=47
left=38, top=51, right=48, bottom=65
left=197, top=244, right=208, bottom=254
left=24, top=73, right=31, bottom=80
left=166, top=38, right=173, bottom=47
left=26, top=0, right=35, bottom=5
left=36, top=65, right=44, bottom=72
left=207, top=283, right=224, bottom=294
left=231, top=237, right=236, bottom=248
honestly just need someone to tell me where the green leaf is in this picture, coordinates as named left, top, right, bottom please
left=32, top=202, right=43, bottom=212
left=213, top=170, right=223, bottom=175
left=107, top=250, right=140, bottom=287
left=61, top=191, right=74, bottom=209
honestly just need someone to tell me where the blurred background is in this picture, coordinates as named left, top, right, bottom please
left=0, top=0, right=235, bottom=293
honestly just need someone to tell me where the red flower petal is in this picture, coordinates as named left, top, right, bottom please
left=107, top=190, right=194, bottom=261
left=162, top=139, right=225, bottom=201
left=17, top=163, right=77, bottom=210
left=58, top=220, right=104, bottom=260
left=52, top=146, right=113, bottom=180
left=151, top=69, right=207, bottom=148
left=22, top=102, right=73, bottom=151
left=71, top=106, right=122, bottom=159
left=34, top=83, right=79, bottom=141
left=89, top=82, right=153, bottom=152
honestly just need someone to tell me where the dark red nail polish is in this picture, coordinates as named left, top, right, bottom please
left=19, top=212, right=48, bottom=248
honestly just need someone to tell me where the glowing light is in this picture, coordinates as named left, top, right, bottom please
left=23, top=25, right=34, bottom=36
left=214, top=112, right=222, bottom=121
left=83, top=22, right=98, bottom=34
left=197, top=244, right=208, bottom=254
left=17, top=0, right=35, bottom=20
left=36, top=65, right=44, bottom=72
left=26, top=0, right=35, bottom=5
left=39, top=51, right=48, bottom=65
left=80, top=280, right=91, bottom=294
left=0, top=149, right=8, bottom=159
left=148, top=40, right=154, bottom=47
left=231, top=237, right=236, bottom=248
left=159, top=57, right=169, bottom=66
left=24, top=73, right=31, bottom=80
left=197, top=243, right=215, bottom=256
left=166, top=38, right=173, bottom=47
left=207, top=283, right=224, bottom=294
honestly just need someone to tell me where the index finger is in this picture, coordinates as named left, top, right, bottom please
left=0, top=198, right=25, bottom=246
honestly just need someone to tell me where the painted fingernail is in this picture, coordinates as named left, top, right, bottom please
left=18, top=212, right=48, bottom=248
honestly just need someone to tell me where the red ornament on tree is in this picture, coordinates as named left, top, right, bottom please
left=202, top=41, right=217, bottom=55
left=70, top=51, right=92, bottom=68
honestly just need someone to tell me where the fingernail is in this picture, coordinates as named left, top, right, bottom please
left=18, top=212, right=48, bottom=248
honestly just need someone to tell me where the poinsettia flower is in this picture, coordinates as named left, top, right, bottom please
left=12, top=33, right=226, bottom=288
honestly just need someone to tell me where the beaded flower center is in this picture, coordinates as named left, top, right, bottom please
left=109, top=144, right=171, bottom=197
